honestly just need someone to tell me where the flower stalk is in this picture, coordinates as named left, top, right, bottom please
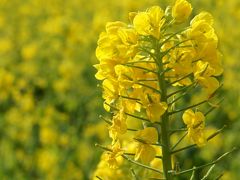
left=155, top=40, right=173, bottom=179
left=93, top=0, right=230, bottom=179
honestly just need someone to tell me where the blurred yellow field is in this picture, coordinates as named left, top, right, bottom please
left=0, top=0, right=239, bottom=179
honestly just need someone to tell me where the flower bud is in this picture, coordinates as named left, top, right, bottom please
left=172, top=0, right=192, bottom=23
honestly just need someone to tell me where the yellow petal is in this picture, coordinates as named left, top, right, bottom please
left=135, top=144, right=156, bottom=164
left=182, top=109, right=194, bottom=125
left=172, top=0, right=192, bottom=23
left=146, top=102, right=168, bottom=123
left=191, top=11, right=214, bottom=26
left=135, top=127, right=158, bottom=144
left=133, top=12, right=151, bottom=36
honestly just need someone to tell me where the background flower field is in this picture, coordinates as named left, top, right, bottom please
left=0, top=0, right=239, bottom=179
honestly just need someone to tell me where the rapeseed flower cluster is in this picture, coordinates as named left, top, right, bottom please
left=0, top=0, right=239, bottom=179
left=94, top=0, right=229, bottom=179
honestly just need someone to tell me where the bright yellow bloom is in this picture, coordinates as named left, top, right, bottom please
left=182, top=109, right=206, bottom=146
left=146, top=102, right=168, bottom=123
left=141, top=93, right=168, bottom=123
left=102, top=79, right=119, bottom=111
left=188, top=12, right=217, bottom=44
left=104, top=141, right=123, bottom=169
left=109, top=109, right=127, bottom=143
left=134, top=127, right=158, bottom=164
left=172, top=0, right=192, bottom=23
left=93, top=155, right=125, bottom=180
left=133, top=6, right=165, bottom=39
left=193, top=41, right=223, bottom=79
left=194, top=61, right=220, bottom=95
left=114, top=64, right=134, bottom=92
left=197, top=76, right=219, bottom=96
left=190, top=11, right=214, bottom=26
left=95, top=21, right=138, bottom=82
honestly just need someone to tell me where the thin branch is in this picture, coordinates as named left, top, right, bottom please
left=159, top=67, right=172, bottom=77
left=125, top=112, right=152, bottom=123
left=169, top=128, right=187, bottom=135
left=168, top=84, right=195, bottom=106
left=171, top=147, right=237, bottom=176
left=120, top=95, right=140, bottom=101
left=95, top=143, right=163, bottom=172
left=99, top=115, right=137, bottom=131
left=139, top=47, right=157, bottom=61
left=160, top=28, right=188, bottom=47
left=214, top=173, right=224, bottom=180
left=127, top=128, right=138, bottom=131
left=171, top=132, right=188, bottom=151
left=171, top=125, right=226, bottom=154
left=123, top=64, right=157, bottom=74
left=167, top=83, right=195, bottom=98
left=208, top=84, right=223, bottom=99
left=162, top=39, right=192, bottom=58
left=95, top=143, right=112, bottom=152
left=131, top=168, right=139, bottom=180
left=190, top=167, right=196, bottom=180
left=104, top=102, right=154, bottom=123
left=125, top=60, right=156, bottom=65
left=124, top=152, right=162, bottom=159
left=168, top=73, right=192, bottom=86
left=168, top=100, right=207, bottom=115
left=138, top=79, right=158, bottom=82
left=201, top=164, right=216, bottom=180
left=96, top=176, right=103, bottom=180
left=122, top=155, right=163, bottom=174
left=136, top=82, right=162, bottom=94
left=99, top=115, right=112, bottom=125
left=204, top=98, right=224, bottom=116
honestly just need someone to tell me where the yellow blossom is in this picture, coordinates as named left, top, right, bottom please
left=182, top=109, right=206, bottom=146
left=172, top=0, right=192, bottom=23
left=133, top=6, right=165, bottom=39
left=104, top=141, right=124, bottom=169
left=109, top=109, right=128, bottom=143
left=134, top=127, right=158, bottom=164
left=146, top=102, right=168, bottom=123
left=188, top=12, right=217, bottom=44
left=194, top=61, right=220, bottom=95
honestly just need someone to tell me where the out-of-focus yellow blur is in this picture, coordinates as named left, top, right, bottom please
left=0, top=0, right=239, bottom=179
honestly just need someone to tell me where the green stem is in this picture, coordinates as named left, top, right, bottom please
left=171, top=132, right=188, bottom=151
left=171, top=125, right=226, bottom=154
left=171, top=147, right=237, bottom=176
left=155, top=40, right=173, bottom=180
left=122, top=155, right=163, bottom=174
left=168, top=100, right=207, bottom=115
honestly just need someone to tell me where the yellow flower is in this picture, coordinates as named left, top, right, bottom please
left=190, top=11, right=214, bottom=26
left=104, top=141, right=123, bottom=169
left=182, top=109, right=206, bottom=146
left=142, top=93, right=168, bottom=123
left=21, top=43, right=37, bottom=61
left=134, top=127, right=158, bottom=164
left=102, top=79, right=119, bottom=111
left=109, top=109, right=128, bottom=143
left=114, top=64, right=134, bottom=91
left=37, top=149, right=58, bottom=173
left=93, top=154, right=125, bottom=180
left=105, top=21, right=126, bottom=34
left=197, top=76, right=219, bottom=96
left=194, top=61, right=220, bottom=95
left=146, top=102, right=168, bottom=123
left=133, top=6, right=165, bottom=39
left=172, top=0, right=192, bottom=23
left=188, top=12, right=217, bottom=44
